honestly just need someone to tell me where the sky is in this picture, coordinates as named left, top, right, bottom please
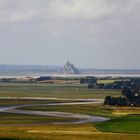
left=0, top=0, right=140, bottom=69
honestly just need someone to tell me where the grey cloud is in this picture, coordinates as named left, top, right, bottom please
left=0, top=0, right=137, bottom=23
left=0, top=0, right=139, bottom=68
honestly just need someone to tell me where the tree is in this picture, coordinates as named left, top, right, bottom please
left=104, top=96, right=112, bottom=105
left=88, top=84, right=94, bottom=88
left=122, top=87, right=133, bottom=99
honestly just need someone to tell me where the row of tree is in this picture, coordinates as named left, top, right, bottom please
left=104, top=79, right=140, bottom=106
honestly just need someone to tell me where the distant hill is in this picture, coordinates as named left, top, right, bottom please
left=0, top=64, right=140, bottom=76
left=61, top=62, right=80, bottom=74
left=0, top=65, right=61, bottom=74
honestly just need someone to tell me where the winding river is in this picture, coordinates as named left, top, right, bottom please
left=0, top=98, right=109, bottom=124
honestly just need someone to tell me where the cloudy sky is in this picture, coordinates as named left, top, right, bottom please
left=0, top=0, right=140, bottom=69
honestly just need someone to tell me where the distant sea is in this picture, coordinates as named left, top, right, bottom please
left=0, top=73, right=140, bottom=78
left=0, top=64, right=140, bottom=78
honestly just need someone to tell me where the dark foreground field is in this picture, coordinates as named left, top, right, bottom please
left=0, top=83, right=139, bottom=140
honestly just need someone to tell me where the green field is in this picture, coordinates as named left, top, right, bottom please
left=0, top=83, right=121, bottom=99
left=19, top=104, right=140, bottom=118
left=0, top=112, right=79, bottom=125
left=95, top=115, right=140, bottom=134
left=0, top=99, right=78, bottom=107
left=97, top=79, right=118, bottom=84
left=19, top=104, right=114, bottom=118
left=0, top=83, right=139, bottom=140
left=19, top=104, right=140, bottom=134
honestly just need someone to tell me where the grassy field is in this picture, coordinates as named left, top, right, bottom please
left=0, top=138, right=31, bottom=140
left=97, top=79, right=118, bottom=84
left=0, top=99, right=78, bottom=107
left=0, top=83, right=139, bottom=140
left=0, top=124, right=139, bottom=140
left=19, top=103, right=140, bottom=117
left=95, top=115, right=140, bottom=134
left=19, top=103, right=114, bottom=118
left=97, top=79, right=129, bottom=84
left=18, top=103, right=140, bottom=135
left=0, top=112, right=79, bottom=125
left=0, top=83, right=121, bottom=99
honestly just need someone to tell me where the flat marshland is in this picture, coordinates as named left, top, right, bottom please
left=0, top=83, right=121, bottom=98
left=0, top=82, right=139, bottom=140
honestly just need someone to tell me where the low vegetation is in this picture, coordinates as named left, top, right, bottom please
left=0, top=112, right=78, bottom=125
left=0, top=138, right=31, bottom=140
left=0, top=82, right=139, bottom=139
left=95, top=115, right=140, bottom=134
left=104, top=79, right=140, bottom=106
left=19, top=104, right=114, bottom=118
left=0, top=124, right=139, bottom=140
left=0, top=83, right=121, bottom=99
